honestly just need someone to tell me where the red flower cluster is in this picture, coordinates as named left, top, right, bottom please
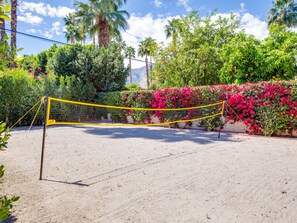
left=227, top=82, right=297, bottom=136
left=111, top=81, right=297, bottom=136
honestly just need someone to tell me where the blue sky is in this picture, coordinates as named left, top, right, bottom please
left=15, top=0, right=274, bottom=67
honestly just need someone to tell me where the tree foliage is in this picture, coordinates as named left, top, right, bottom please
left=260, top=25, right=297, bottom=81
left=220, top=33, right=265, bottom=84
left=48, top=44, right=83, bottom=77
left=153, top=12, right=297, bottom=87
left=71, top=0, right=129, bottom=47
left=153, top=12, right=239, bottom=88
left=138, top=37, right=157, bottom=88
left=268, top=0, right=297, bottom=28
left=75, top=43, right=128, bottom=91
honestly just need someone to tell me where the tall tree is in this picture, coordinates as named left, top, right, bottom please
left=268, top=0, right=297, bottom=27
left=74, top=1, right=96, bottom=45
left=138, top=38, right=156, bottom=88
left=0, top=0, right=10, bottom=69
left=146, top=37, right=157, bottom=70
left=164, top=18, right=183, bottom=48
left=10, top=0, right=17, bottom=67
left=64, top=13, right=79, bottom=44
left=153, top=12, right=240, bottom=87
left=77, top=19, right=88, bottom=44
left=0, top=0, right=6, bottom=42
left=125, top=46, right=135, bottom=83
left=138, top=40, right=149, bottom=88
left=74, top=0, right=129, bottom=47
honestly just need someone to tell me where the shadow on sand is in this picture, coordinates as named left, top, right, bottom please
left=2, top=216, right=17, bottom=223
left=43, top=127, right=240, bottom=187
left=83, top=126, right=234, bottom=145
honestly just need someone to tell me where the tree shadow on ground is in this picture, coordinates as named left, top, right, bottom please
left=44, top=127, right=242, bottom=187
left=2, top=215, right=17, bottom=223
left=82, top=126, right=236, bottom=145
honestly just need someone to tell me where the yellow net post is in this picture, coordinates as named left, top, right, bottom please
left=39, top=95, right=49, bottom=180
left=218, top=101, right=226, bottom=138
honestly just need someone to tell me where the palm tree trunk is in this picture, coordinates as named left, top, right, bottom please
left=0, top=19, right=5, bottom=42
left=71, top=36, right=75, bottom=44
left=98, top=14, right=109, bottom=48
left=98, top=14, right=104, bottom=47
left=129, top=56, right=132, bottom=83
left=90, top=19, right=95, bottom=46
left=145, top=55, right=149, bottom=88
left=103, top=22, right=109, bottom=47
left=0, top=0, right=6, bottom=42
left=10, top=0, right=17, bottom=68
left=150, top=56, right=153, bottom=84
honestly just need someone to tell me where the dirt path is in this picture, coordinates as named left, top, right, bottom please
left=1, top=126, right=297, bottom=223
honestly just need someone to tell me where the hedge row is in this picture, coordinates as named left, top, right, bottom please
left=0, top=69, right=95, bottom=126
left=97, top=81, right=297, bottom=136
left=1, top=70, right=296, bottom=136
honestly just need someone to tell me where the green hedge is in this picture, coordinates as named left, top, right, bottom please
left=0, top=69, right=95, bottom=126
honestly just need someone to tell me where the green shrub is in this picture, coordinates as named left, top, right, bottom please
left=125, top=83, right=142, bottom=91
left=0, top=123, right=19, bottom=222
left=0, top=69, right=41, bottom=125
left=0, top=122, right=9, bottom=150
left=0, top=69, right=96, bottom=127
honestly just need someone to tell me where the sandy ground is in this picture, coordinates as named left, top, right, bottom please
left=1, top=126, right=297, bottom=223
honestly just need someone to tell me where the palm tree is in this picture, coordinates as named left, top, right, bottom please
left=64, top=13, right=79, bottom=44
left=138, top=38, right=156, bottom=88
left=74, top=1, right=96, bottom=45
left=125, top=46, right=135, bottom=83
left=145, top=37, right=157, bottom=71
left=74, top=0, right=129, bottom=47
left=0, top=0, right=6, bottom=42
left=10, top=0, right=17, bottom=67
left=165, top=18, right=183, bottom=48
left=76, top=19, right=88, bottom=44
left=64, top=25, right=77, bottom=44
left=268, top=0, right=297, bottom=27
left=138, top=40, right=149, bottom=88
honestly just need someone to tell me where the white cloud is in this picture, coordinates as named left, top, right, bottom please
left=240, top=13, right=268, bottom=40
left=122, top=14, right=176, bottom=68
left=153, top=0, right=163, bottom=8
left=39, top=30, right=53, bottom=39
left=211, top=12, right=268, bottom=40
left=18, top=12, right=43, bottom=25
left=51, top=21, right=62, bottom=35
left=240, top=3, right=246, bottom=13
left=26, top=28, right=37, bottom=33
left=177, top=0, right=192, bottom=12
left=124, top=14, right=178, bottom=46
left=19, top=1, right=75, bottom=18
left=37, top=21, right=63, bottom=40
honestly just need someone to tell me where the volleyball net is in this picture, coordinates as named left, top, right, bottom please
left=21, top=96, right=226, bottom=180
left=45, top=97, right=225, bottom=127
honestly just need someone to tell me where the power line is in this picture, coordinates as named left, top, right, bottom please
left=124, top=57, right=155, bottom=64
left=1, top=28, right=67, bottom=45
left=1, top=28, right=153, bottom=64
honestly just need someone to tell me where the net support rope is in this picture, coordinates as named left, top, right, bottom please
left=10, top=97, right=45, bottom=130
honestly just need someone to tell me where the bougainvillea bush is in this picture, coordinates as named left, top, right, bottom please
left=227, top=81, right=297, bottom=136
left=98, top=81, right=297, bottom=136
left=99, top=85, right=236, bottom=130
